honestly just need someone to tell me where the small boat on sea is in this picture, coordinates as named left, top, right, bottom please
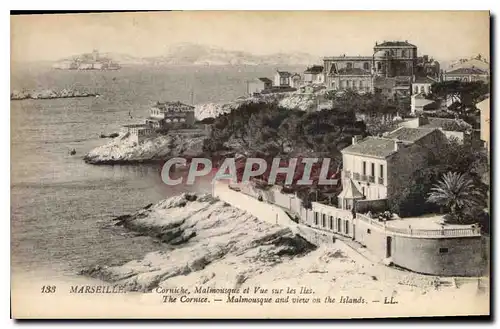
left=70, top=149, right=76, bottom=155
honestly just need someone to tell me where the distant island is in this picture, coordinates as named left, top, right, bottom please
left=50, top=43, right=319, bottom=68
left=52, top=49, right=121, bottom=70
left=11, top=89, right=99, bottom=100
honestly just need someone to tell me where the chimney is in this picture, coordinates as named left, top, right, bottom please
left=394, top=140, right=404, bottom=151
left=352, top=135, right=363, bottom=145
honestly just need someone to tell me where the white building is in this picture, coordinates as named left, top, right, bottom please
left=411, top=76, right=438, bottom=95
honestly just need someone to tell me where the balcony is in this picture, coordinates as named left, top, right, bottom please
left=353, top=173, right=360, bottom=180
left=343, top=170, right=351, bottom=179
left=378, top=177, right=384, bottom=184
left=368, top=176, right=375, bottom=183
left=361, top=175, right=367, bottom=181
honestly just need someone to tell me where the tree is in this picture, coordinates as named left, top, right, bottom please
left=430, top=80, right=490, bottom=122
left=427, top=172, right=486, bottom=224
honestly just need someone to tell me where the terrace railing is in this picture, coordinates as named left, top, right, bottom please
left=356, top=213, right=482, bottom=238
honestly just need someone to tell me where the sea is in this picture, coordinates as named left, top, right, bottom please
left=10, top=63, right=305, bottom=281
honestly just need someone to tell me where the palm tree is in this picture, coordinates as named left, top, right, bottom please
left=427, top=172, right=485, bottom=224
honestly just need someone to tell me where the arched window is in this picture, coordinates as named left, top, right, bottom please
left=363, top=62, right=369, bottom=70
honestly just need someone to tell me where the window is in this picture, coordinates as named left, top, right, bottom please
left=322, top=214, right=326, bottom=227
left=362, top=187, right=365, bottom=196
left=337, top=218, right=341, bottom=232
left=379, top=164, right=384, bottom=184
left=345, top=221, right=349, bottom=235
left=363, top=62, right=370, bottom=70
left=346, top=62, right=353, bottom=69
left=314, top=212, right=319, bottom=225
left=362, top=161, right=367, bottom=175
left=332, top=63, right=338, bottom=74
left=329, top=216, right=334, bottom=230
left=439, top=248, right=449, bottom=253
left=402, top=50, right=407, bottom=58
left=377, top=62, right=382, bottom=70
left=371, top=163, right=375, bottom=176
left=367, top=229, right=371, bottom=234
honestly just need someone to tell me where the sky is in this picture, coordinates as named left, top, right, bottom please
left=11, top=11, right=490, bottom=63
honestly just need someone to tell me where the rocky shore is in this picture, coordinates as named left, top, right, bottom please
left=83, top=131, right=206, bottom=165
left=84, top=91, right=325, bottom=165
left=80, top=193, right=487, bottom=308
left=10, top=89, right=99, bottom=100
left=194, top=90, right=326, bottom=121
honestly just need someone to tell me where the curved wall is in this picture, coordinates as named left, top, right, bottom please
left=392, top=235, right=485, bottom=276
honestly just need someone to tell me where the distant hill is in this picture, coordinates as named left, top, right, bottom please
left=150, top=43, right=320, bottom=66
left=53, top=43, right=320, bottom=67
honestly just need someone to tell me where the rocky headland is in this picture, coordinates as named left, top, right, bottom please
left=83, top=131, right=206, bottom=165
left=194, top=90, right=326, bottom=121
left=11, top=89, right=99, bottom=100
left=80, top=193, right=487, bottom=308
left=85, top=90, right=326, bottom=165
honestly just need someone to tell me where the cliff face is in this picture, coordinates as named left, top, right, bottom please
left=84, top=132, right=206, bottom=164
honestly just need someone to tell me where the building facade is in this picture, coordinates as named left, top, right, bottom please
left=303, top=65, right=325, bottom=84
left=323, top=41, right=421, bottom=98
left=274, top=71, right=292, bottom=87
left=477, top=97, right=490, bottom=154
left=146, top=101, right=195, bottom=129
left=411, top=76, right=438, bottom=95
left=248, top=77, right=272, bottom=95
left=443, top=67, right=489, bottom=83
left=121, top=124, right=154, bottom=144
left=323, top=56, right=374, bottom=92
left=339, top=127, right=449, bottom=210
left=373, top=40, right=418, bottom=77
